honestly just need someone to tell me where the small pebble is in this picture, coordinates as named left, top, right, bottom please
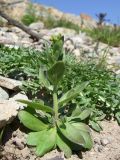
left=94, top=137, right=101, bottom=145
left=13, top=137, right=25, bottom=150
left=100, top=138, right=110, bottom=146
left=98, top=145, right=103, bottom=152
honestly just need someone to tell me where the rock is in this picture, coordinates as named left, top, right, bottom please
left=9, top=92, right=28, bottom=109
left=94, top=144, right=103, bottom=152
left=0, top=87, right=9, bottom=100
left=80, top=13, right=93, bottom=21
left=0, top=76, right=22, bottom=91
left=94, top=137, right=101, bottom=145
left=21, top=147, right=30, bottom=158
left=98, top=145, right=103, bottom=152
left=0, top=100, right=19, bottom=128
left=46, top=27, right=76, bottom=37
left=29, top=22, right=44, bottom=31
left=2, top=32, right=19, bottom=42
left=100, top=138, right=110, bottom=146
left=72, top=48, right=81, bottom=57
left=13, top=137, right=24, bottom=150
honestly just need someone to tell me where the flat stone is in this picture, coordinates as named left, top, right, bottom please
left=0, top=87, right=9, bottom=100
left=0, top=100, right=20, bottom=128
left=0, top=76, right=22, bottom=91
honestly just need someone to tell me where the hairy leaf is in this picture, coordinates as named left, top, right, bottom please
left=17, top=100, right=54, bottom=114
left=39, top=68, right=50, bottom=89
left=71, top=122, right=93, bottom=149
left=57, top=132, right=72, bottom=158
left=59, top=82, right=89, bottom=107
left=18, top=110, right=48, bottom=131
left=59, top=122, right=85, bottom=146
left=47, top=61, right=65, bottom=85
left=36, top=127, right=57, bottom=156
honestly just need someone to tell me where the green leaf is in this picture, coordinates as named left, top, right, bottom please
left=0, top=128, right=4, bottom=144
left=18, top=110, right=48, bottom=131
left=69, top=109, right=91, bottom=121
left=89, top=120, right=102, bottom=132
left=69, top=122, right=91, bottom=132
left=39, top=68, right=51, bottom=89
left=27, top=131, right=46, bottom=146
left=47, top=61, right=65, bottom=85
left=17, top=100, right=54, bottom=114
left=71, top=105, right=82, bottom=117
left=59, top=122, right=85, bottom=146
left=36, top=128, right=57, bottom=156
left=57, top=132, right=72, bottom=158
left=78, top=109, right=91, bottom=120
left=58, top=82, right=89, bottom=107
left=71, top=122, right=93, bottom=149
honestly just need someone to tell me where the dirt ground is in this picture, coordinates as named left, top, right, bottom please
left=0, top=120, right=120, bottom=160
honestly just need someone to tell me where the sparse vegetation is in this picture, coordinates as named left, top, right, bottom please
left=85, top=26, right=120, bottom=47
left=21, top=3, right=39, bottom=26
left=41, top=16, right=80, bottom=33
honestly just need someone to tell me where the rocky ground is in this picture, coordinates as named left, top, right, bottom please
left=0, top=119, right=120, bottom=160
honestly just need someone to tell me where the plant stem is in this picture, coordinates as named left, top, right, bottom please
left=53, top=86, right=58, bottom=122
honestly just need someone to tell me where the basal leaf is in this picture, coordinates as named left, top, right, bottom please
left=69, top=122, right=91, bottom=132
left=58, top=82, right=89, bottom=107
left=27, top=131, right=46, bottom=146
left=59, top=122, right=85, bottom=146
left=17, top=100, right=54, bottom=114
left=36, top=127, right=57, bottom=156
left=18, top=110, right=48, bottom=131
left=57, top=132, right=72, bottom=158
left=71, top=122, right=93, bottom=149
left=47, top=61, right=65, bottom=85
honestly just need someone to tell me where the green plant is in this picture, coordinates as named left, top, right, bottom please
left=61, top=55, right=120, bottom=129
left=18, top=36, right=93, bottom=158
left=21, top=3, right=39, bottom=25
left=0, top=18, right=4, bottom=27
left=86, top=26, right=120, bottom=47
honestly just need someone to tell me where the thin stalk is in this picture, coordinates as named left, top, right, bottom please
left=53, top=86, right=58, bottom=122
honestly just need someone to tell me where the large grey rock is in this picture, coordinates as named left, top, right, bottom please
left=0, top=76, right=22, bottom=91
left=0, top=100, right=20, bottom=128
left=29, top=22, right=44, bottom=31
left=0, top=87, right=9, bottom=100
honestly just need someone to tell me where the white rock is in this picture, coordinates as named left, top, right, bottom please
left=29, top=22, right=44, bottom=31
left=0, top=100, right=20, bottom=128
left=73, top=48, right=81, bottom=57
left=9, top=92, right=28, bottom=109
left=0, top=76, right=22, bottom=91
left=0, top=87, right=9, bottom=100
left=47, top=27, right=76, bottom=37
